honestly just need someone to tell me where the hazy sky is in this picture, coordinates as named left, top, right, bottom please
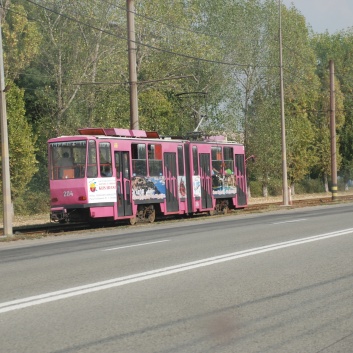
left=282, top=0, right=353, bottom=34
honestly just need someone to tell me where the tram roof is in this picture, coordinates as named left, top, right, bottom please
left=78, top=127, right=156, bottom=138
left=50, top=127, right=242, bottom=145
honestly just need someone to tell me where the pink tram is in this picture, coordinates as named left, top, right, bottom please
left=48, top=128, right=247, bottom=224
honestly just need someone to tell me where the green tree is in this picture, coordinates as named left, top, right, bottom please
left=0, top=3, right=40, bottom=210
left=24, top=0, right=128, bottom=136
left=220, top=1, right=321, bottom=195
left=0, top=82, right=37, bottom=199
left=311, top=31, right=348, bottom=189
left=275, top=4, right=321, bottom=194
left=134, top=0, right=226, bottom=134
left=138, top=90, right=174, bottom=134
left=18, top=0, right=131, bottom=191
left=246, top=89, right=282, bottom=196
left=2, top=2, right=41, bottom=80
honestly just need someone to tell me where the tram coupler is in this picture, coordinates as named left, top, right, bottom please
left=50, top=207, right=68, bottom=223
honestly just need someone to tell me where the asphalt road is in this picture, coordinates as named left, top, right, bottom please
left=1, top=203, right=353, bottom=353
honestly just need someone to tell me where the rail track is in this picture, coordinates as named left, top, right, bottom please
left=245, top=194, right=353, bottom=211
left=1, top=194, right=353, bottom=240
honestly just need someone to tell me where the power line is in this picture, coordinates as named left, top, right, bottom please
left=8, top=0, right=333, bottom=90
left=5, top=1, right=351, bottom=121
left=23, top=0, right=278, bottom=69
left=11, top=0, right=349, bottom=88
left=101, top=0, right=224, bottom=40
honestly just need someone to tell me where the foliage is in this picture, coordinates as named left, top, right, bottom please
left=0, top=82, right=38, bottom=198
left=13, top=190, right=49, bottom=215
left=249, top=178, right=283, bottom=197
left=0, top=2, right=41, bottom=205
left=310, top=33, right=346, bottom=182
left=138, top=90, right=174, bottom=134
left=24, top=0, right=127, bottom=135
left=248, top=180, right=263, bottom=197
left=135, top=0, right=226, bottom=134
left=246, top=89, right=282, bottom=188
left=2, top=2, right=42, bottom=80
left=295, top=178, right=325, bottom=194
left=244, top=2, right=321, bottom=195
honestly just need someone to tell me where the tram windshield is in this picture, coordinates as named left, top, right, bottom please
left=49, top=140, right=87, bottom=180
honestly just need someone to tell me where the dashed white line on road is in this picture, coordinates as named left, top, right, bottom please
left=102, top=239, right=170, bottom=251
left=272, top=219, right=307, bottom=225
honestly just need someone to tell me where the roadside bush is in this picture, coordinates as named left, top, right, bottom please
left=268, top=179, right=282, bottom=196
left=248, top=179, right=283, bottom=197
left=337, top=178, right=347, bottom=191
left=296, top=178, right=325, bottom=194
left=248, top=180, right=262, bottom=197
left=13, top=191, right=49, bottom=215
left=249, top=178, right=329, bottom=198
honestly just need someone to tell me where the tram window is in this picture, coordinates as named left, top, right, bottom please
left=99, top=142, right=112, bottom=177
left=87, top=140, right=98, bottom=177
left=211, top=147, right=222, bottom=174
left=115, top=152, right=121, bottom=176
left=72, top=144, right=86, bottom=178
left=49, top=140, right=87, bottom=179
left=178, top=145, right=184, bottom=176
left=192, top=146, right=199, bottom=175
left=235, top=154, right=245, bottom=176
left=132, top=143, right=147, bottom=175
left=223, top=147, right=233, bottom=160
left=211, top=146, right=222, bottom=161
left=223, top=147, right=234, bottom=174
left=132, top=143, right=146, bottom=159
left=148, top=144, right=162, bottom=176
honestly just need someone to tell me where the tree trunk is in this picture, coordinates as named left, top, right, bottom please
left=247, top=184, right=251, bottom=199
left=324, top=173, right=329, bottom=192
left=291, top=183, right=295, bottom=196
left=262, top=184, right=268, bottom=197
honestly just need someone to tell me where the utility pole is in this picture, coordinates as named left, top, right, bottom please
left=0, top=11, right=13, bottom=236
left=329, top=60, right=338, bottom=201
left=127, top=0, right=139, bottom=130
left=279, top=0, right=289, bottom=206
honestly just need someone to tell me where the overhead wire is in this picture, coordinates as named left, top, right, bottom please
left=3, top=0, right=350, bottom=132
left=100, top=0, right=224, bottom=40
left=18, top=1, right=322, bottom=116
left=13, top=0, right=309, bottom=75
left=23, top=0, right=272, bottom=69
left=9, top=0, right=347, bottom=82
left=8, top=0, right=348, bottom=109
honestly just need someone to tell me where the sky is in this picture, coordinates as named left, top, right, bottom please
left=282, top=0, right=353, bottom=34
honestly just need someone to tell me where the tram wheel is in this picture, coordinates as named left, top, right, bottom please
left=148, top=210, right=156, bottom=223
left=129, top=216, right=137, bottom=225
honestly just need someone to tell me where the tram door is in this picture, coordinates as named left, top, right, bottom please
left=164, top=152, right=179, bottom=212
left=115, top=151, right=133, bottom=216
left=199, top=153, right=213, bottom=209
left=235, top=154, right=247, bottom=206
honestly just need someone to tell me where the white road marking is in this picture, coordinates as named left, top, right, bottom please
left=1, top=227, right=353, bottom=314
left=102, top=240, right=170, bottom=251
left=272, top=219, right=307, bottom=225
